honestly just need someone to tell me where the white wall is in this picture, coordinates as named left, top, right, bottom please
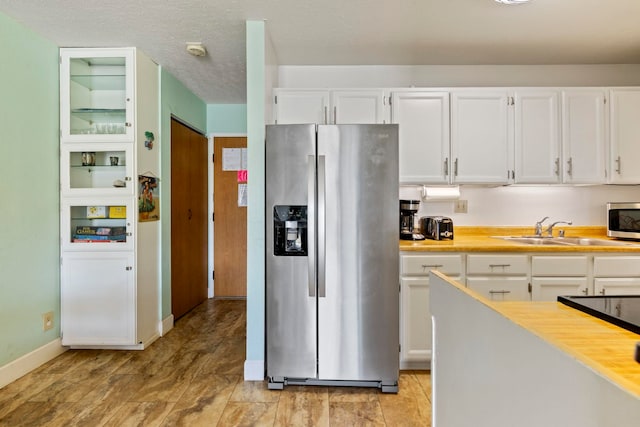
left=279, top=64, right=640, bottom=88
left=401, top=184, right=640, bottom=226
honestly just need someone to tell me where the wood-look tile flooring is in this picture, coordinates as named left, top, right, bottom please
left=0, top=300, right=432, bottom=426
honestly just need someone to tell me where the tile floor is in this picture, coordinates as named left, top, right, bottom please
left=0, top=300, right=432, bottom=426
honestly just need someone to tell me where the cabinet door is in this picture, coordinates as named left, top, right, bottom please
left=594, top=278, right=640, bottom=296
left=61, top=252, right=135, bottom=346
left=609, top=89, right=640, bottom=183
left=466, top=277, right=530, bottom=301
left=400, top=277, right=431, bottom=364
left=561, top=90, right=607, bottom=184
left=514, top=91, right=561, bottom=183
left=392, top=91, right=450, bottom=184
left=531, top=277, right=589, bottom=301
left=61, top=198, right=134, bottom=252
left=273, top=89, right=329, bottom=124
left=331, top=90, right=388, bottom=124
left=451, top=90, right=511, bottom=184
left=60, top=48, right=134, bottom=143
left=61, top=143, right=134, bottom=196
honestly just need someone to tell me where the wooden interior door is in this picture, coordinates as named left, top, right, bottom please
left=213, top=136, right=247, bottom=297
left=171, top=118, right=208, bottom=319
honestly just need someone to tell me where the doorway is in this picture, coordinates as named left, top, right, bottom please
left=171, top=118, right=208, bottom=320
left=213, top=136, right=248, bottom=297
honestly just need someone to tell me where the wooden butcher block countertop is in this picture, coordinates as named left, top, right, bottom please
left=400, top=226, right=640, bottom=252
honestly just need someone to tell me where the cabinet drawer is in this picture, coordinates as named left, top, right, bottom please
left=466, top=255, right=528, bottom=275
left=401, top=254, right=463, bottom=276
left=593, top=256, right=640, bottom=277
left=531, top=256, right=588, bottom=276
left=466, top=277, right=530, bottom=301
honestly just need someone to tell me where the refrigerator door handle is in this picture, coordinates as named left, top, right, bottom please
left=318, top=155, right=326, bottom=298
left=307, top=155, right=316, bottom=297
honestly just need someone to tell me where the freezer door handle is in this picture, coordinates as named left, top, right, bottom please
left=318, top=155, right=326, bottom=298
left=307, top=155, right=316, bottom=297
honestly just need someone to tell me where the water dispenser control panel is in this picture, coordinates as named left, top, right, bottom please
left=273, top=205, right=308, bottom=256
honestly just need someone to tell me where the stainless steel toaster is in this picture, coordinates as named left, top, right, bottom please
left=421, top=216, right=454, bottom=240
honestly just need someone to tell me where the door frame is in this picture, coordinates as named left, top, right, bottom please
left=208, top=133, right=248, bottom=298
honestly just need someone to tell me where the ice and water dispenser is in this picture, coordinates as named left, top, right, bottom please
left=273, top=205, right=308, bottom=256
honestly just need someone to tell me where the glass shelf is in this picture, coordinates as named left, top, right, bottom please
left=70, top=74, right=125, bottom=91
left=68, top=205, right=129, bottom=244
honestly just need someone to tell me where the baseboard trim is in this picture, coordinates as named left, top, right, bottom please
left=0, top=338, right=67, bottom=388
left=161, top=314, right=174, bottom=336
left=244, top=359, right=265, bottom=381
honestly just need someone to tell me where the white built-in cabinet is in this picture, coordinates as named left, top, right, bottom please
left=465, top=254, right=530, bottom=300
left=391, top=91, right=450, bottom=183
left=609, top=89, right=640, bottom=183
left=593, top=256, right=640, bottom=295
left=273, top=88, right=388, bottom=124
left=561, top=89, right=608, bottom=184
left=59, top=47, right=160, bottom=349
left=450, top=90, right=512, bottom=184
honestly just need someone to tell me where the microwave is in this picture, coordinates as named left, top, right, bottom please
left=607, top=202, right=640, bottom=240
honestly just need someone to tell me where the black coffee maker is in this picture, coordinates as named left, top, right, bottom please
left=399, top=199, right=425, bottom=241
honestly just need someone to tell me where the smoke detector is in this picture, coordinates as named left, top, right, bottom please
left=186, top=42, right=207, bottom=57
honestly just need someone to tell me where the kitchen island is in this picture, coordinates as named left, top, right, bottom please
left=430, top=271, right=640, bottom=427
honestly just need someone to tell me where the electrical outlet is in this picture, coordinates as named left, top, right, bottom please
left=42, top=311, right=54, bottom=331
left=454, top=199, right=468, bottom=213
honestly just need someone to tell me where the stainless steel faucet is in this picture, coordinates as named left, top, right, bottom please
left=534, top=216, right=549, bottom=237
left=544, top=220, right=573, bottom=237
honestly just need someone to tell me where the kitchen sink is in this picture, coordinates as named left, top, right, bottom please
left=492, top=236, right=638, bottom=247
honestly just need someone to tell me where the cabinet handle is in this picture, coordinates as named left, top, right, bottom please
left=421, top=264, right=443, bottom=269
left=582, top=288, right=588, bottom=295
left=454, top=158, right=459, bottom=176
left=187, top=208, right=192, bottom=220
left=125, top=122, right=132, bottom=127
left=489, top=264, right=511, bottom=268
left=124, top=176, right=131, bottom=181
left=489, top=290, right=511, bottom=295
left=600, top=289, right=605, bottom=295
left=324, top=106, right=328, bottom=125
left=615, top=156, right=621, bottom=174
left=333, top=106, right=337, bottom=124
left=554, top=158, right=560, bottom=176
left=444, top=158, right=449, bottom=177
left=567, top=157, right=573, bottom=177
left=126, top=266, right=132, bottom=271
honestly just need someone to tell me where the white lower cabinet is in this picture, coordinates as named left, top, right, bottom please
left=466, top=254, right=530, bottom=301
left=466, top=277, right=530, bottom=301
left=531, top=255, right=589, bottom=301
left=400, top=253, right=462, bottom=368
left=593, top=255, right=640, bottom=295
left=61, top=252, right=135, bottom=346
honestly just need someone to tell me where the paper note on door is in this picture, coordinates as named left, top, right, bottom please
left=223, top=148, right=248, bottom=171
left=238, top=184, right=248, bottom=207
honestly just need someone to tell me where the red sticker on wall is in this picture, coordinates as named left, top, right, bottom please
left=237, top=170, right=248, bottom=182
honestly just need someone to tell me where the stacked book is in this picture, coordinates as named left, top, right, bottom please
left=73, top=226, right=126, bottom=243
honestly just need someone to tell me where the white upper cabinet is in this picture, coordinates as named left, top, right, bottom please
left=273, top=89, right=387, bottom=124
left=561, top=89, right=607, bottom=184
left=609, top=89, right=640, bottom=184
left=330, top=90, right=388, bottom=124
left=60, top=48, right=135, bottom=143
left=450, top=90, right=511, bottom=184
left=391, top=91, right=450, bottom=184
left=273, top=89, right=329, bottom=124
left=513, top=90, right=561, bottom=184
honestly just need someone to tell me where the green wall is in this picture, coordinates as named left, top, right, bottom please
left=159, top=69, right=207, bottom=320
left=245, top=20, right=266, bottom=364
left=207, top=104, right=247, bottom=134
left=0, top=12, right=60, bottom=366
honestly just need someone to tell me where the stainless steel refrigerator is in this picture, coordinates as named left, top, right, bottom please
left=265, top=124, right=399, bottom=393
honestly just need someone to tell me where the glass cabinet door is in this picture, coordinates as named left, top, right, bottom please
left=62, top=199, right=134, bottom=252
left=61, top=143, right=133, bottom=195
left=60, top=48, right=134, bottom=142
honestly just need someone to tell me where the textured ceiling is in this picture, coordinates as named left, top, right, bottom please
left=1, top=0, right=640, bottom=104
